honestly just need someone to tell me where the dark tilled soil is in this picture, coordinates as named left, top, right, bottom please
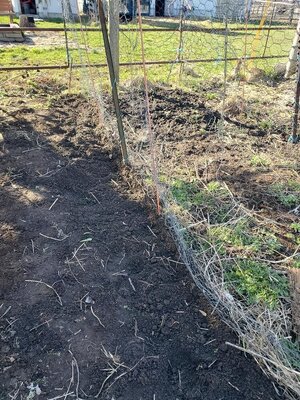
left=0, top=90, right=282, bottom=400
left=122, top=85, right=300, bottom=225
left=120, top=84, right=300, bottom=342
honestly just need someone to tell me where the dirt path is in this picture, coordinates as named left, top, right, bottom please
left=0, top=95, right=281, bottom=399
left=0, top=32, right=71, bottom=48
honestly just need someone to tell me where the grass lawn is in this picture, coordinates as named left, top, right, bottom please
left=0, top=16, right=294, bottom=84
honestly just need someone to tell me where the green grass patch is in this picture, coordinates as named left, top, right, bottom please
left=250, top=154, right=270, bottom=167
left=208, top=222, right=281, bottom=256
left=226, top=259, right=289, bottom=308
left=269, top=181, right=300, bottom=209
left=0, top=17, right=294, bottom=86
left=171, top=179, right=232, bottom=223
left=280, top=339, right=300, bottom=370
left=170, top=179, right=290, bottom=309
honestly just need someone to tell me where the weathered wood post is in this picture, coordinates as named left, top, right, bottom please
left=108, top=0, right=120, bottom=83
left=97, top=0, right=129, bottom=165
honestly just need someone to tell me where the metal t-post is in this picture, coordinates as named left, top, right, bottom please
left=290, top=18, right=300, bottom=143
left=97, top=0, right=129, bottom=164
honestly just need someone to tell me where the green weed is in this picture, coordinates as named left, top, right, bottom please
left=171, top=180, right=231, bottom=223
left=250, top=154, right=270, bottom=167
left=226, top=260, right=289, bottom=308
left=291, top=259, right=300, bottom=269
left=269, top=181, right=300, bottom=209
left=208, top=221, right=281, bottom=257
left=209, top=219, right=252, bottom=248
left=258, top=119, right=273, bottom=131
left=254, top=229, right=282, bottom=255
left=291, top=223, right=300, bottom=233
left=205, top=92, right=218, bottom=100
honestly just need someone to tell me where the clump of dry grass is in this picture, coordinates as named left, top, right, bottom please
left=163, top=181, right=300, bottom=399
left=223, top=94, right=246, bottom=117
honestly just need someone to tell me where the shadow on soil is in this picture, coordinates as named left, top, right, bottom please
left=0, top=95, right=282, bottom=400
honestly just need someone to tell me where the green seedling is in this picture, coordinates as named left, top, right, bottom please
left=250, top=154, right=270, bottom=167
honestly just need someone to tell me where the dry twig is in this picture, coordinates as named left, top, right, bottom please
left=25, top=280, right=63, bottom=306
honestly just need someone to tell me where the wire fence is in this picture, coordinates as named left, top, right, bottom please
left=0, top=0, right=297, bottom=79
left=1, top=0, right=300, bottom=398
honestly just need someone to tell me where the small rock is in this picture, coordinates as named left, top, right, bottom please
left=36, top=385, right=42, bottom=395
left=85, top=295, right=95, bottom=304
left=161, top=327, right=169, bottom=335
left=0, top=133, right=4, bottom=143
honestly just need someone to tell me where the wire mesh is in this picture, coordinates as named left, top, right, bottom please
left=1, top=0, right=300, bottom=397
left=59, top=4, right=300, bottom=397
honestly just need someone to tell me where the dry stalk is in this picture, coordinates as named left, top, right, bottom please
left=0, top=305, right=11, bottom=320
left=25, top=279, right=63, bottom=306
left=39, top=232, right=68, bottom=242
left=90, top=305, right=105, bottom=328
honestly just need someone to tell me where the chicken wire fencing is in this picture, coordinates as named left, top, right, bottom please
left=60, top=0, right=300, bottom=140
left=57, top=1, right=300, bottom=398
left=2, top=0, right=300, bottom=397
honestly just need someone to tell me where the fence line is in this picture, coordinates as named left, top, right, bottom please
left=0, top=54, right=288, bottom=72
left=0, top=26, right=297, bottom=32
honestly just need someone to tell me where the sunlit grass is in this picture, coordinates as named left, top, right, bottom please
left=0, top=16, right=294, bottom=85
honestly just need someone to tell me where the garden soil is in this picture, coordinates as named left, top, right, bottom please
left=0, top=80, right=286, bottom=399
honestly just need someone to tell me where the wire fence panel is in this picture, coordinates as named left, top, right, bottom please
left=1, top=0, right=300, bottom=398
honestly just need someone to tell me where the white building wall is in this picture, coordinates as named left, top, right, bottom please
left=215, top=0, right=246, bottom=19
left=165, top=0, right=216, bottom=18
left=11, top=0, right=21, bottom=14
left=149, top=0, right=155, bottom=16
left=41, top=0, right=84, bottom=17
left=12, top=0, right=84, bottom=17
left=165, top=0, right=246, bottom=19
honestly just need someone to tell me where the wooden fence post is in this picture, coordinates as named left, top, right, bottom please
left=108, top=0, right=120, bottom=83
left=97, top=0, right=129, bottom=165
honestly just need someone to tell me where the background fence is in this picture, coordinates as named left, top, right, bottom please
left=0, top=0, right=298, bottom=83
left=1, top=1, right=300, bottom=398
